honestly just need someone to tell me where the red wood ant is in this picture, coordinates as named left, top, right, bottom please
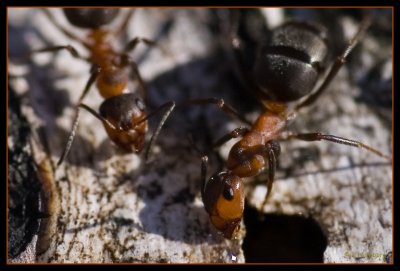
left=196, top=13, right=392, bottom=239
left=27, top=8, right=175, bottom=166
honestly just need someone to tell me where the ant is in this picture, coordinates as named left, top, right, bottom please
left=25, top=8, right=175, bottom=166
left=195, top=11, right=392, bottom=239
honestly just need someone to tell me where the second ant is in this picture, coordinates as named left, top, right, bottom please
left=27, top=8, right=175, bottom=166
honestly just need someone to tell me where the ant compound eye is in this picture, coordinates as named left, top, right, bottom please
left=222, top=185, right=234, bottom=201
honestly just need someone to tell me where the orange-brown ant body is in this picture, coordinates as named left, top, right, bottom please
left=29, top=8, right=175, bottom=165
left=198, top=13, right=391, bottom=239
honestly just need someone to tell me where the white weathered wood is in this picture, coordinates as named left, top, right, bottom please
left=8, top=8, right=392, bottom=263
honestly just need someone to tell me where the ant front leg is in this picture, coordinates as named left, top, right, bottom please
left=142, top=101, right=176, bottom=162
left=57, top=102, right=122, bottom=166
left=264, top=140, right=280, bottom=202
left=228, top=140, right=281, bottom=211
left=56, top=66, right=100, bottom=166
left=56, top=109, right=81, bottom=167
left=253, top=140, right=281, bottom=212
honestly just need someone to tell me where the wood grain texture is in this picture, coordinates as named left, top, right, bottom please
left=8, top=8, right=392, bottom=263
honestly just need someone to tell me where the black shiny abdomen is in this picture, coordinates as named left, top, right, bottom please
left=63, top=8, right=120, bottom=29
left=254, top=21, right=329, bottom=102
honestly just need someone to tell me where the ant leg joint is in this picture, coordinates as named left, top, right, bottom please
left=213, top=127, right=249, bottom=148
left=90, top=64, right=102, bottom=74
left=124, top=37, right=157, bottom=54
left=65, top=45, right=80, bottom=58
left=217, top=99, right=225, bottom=109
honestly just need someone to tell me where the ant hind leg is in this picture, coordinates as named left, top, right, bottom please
left=41, top=8, right=87, bottom=45
left=280, top=132, right=391, bottom=160
left=114, top=8, right=136, bottom=38
left=295, top=15, right=372, bottom=111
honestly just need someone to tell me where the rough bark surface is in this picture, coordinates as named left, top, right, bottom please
left=8, top=8, right=392, bottom=263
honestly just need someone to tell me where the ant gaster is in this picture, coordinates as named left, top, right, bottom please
left=28, top=8, right=175, bottom=166
left=198, top=13, right=391, bottom=239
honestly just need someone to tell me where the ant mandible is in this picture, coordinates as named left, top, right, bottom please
left=196, top=12, right=391, bottom=239
left=27, top=8, right=175, bottom=166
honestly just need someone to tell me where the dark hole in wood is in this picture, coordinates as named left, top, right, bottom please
left=242, top=203, right=328, bottom=263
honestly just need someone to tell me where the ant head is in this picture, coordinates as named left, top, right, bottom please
left=202, top=171, right=244, bottom=239
left=253, top=21, right=329, bottom=102
left=99, top=93, right=147, bottom=152
left=63, top=8, right=120, bottom=29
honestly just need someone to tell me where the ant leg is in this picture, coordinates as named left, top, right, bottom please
left=141, top=101, right=176, bottom=162
left=200, top=155, right=209, bottom=204
left=57, top=100, right=126, bottom=165
left=123, top=37, right=157, bottom=54
left=240, top=141, right=279, bottom=211
left=281, top=132, right=391, bottom=160
left=186, top=132, right=211, bottom=201
left=58, top=101, right=122, bottom=166
left=56, top=109, right=81, bottom=166
left=114, top=8, right=135, bottom=38
left=19, top=11, right=88, bottom=62
left=41, top=8, right=88, bottom=47
left=59, top=101, right=175, bottom=165
left=77, top=65, right=101, bottom=102
left=184, top=98, right=252, bottom=126
left=56, top=67, right=100, bottom=166
left=78, top=104, right=116, bottom=129
left=19, top=44, right=86, bottom=63
left=295, top=16, right=372, bottom=110
left=24, top=45, right=84, bottom=61
left=57, top=103, right=117, bottom=166
left=123, top=36, right=172, bottom=59
left=213, top=127, right=249, bottom=148
left=259, top=143, right=278, bottom=211
left=120, top=54, right=147, bottom=99
left=131, top=61, right=147, bottom=99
